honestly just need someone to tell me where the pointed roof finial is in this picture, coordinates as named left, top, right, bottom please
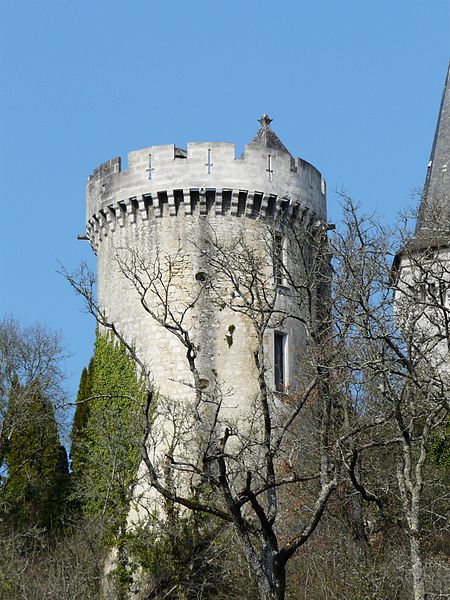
left=258, top=113, right=273, bottom=127
left=415, top=62, right=450, bottom=234
left=250, top=114, right=292, bottom=156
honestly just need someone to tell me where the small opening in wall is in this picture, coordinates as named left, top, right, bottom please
left=118, top=202, right=126, bottom=217
left=252, top=193, right=262, bottom=217
left=225, top=324, right=236, bottom=348
left=206, top=190, right=215, bottom=213
left=222, top=190, right=232, bottom=214
left=274, top=332, right=287, bottom=392
left=279, top=200, right=289, bottom=221
left=267, top=196, right=276, bottom=218
left=190, top=190, right=199, bottom=213
left=156, top=192, right=168, bottom=217
left=237, top=192, right=247, bottom=217
left=174, top=189, right=183, bottom=214
left=195, top=271, right=207, bottom=282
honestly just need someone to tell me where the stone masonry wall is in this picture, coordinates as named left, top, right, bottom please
left=86, top=138, right=327, bottom=517
left=87, top=140, right=326, bottom=411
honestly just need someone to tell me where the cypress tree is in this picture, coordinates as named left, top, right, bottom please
left=70, top=358, right=94, bottom=476
left=74, top=332, right=144, bottom=534
left=3, top=379, right=69, bottom=530
left=69, top=332, right=145, bottom=594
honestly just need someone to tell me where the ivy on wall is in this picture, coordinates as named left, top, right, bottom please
left=71, top=331, right=145, bottom=536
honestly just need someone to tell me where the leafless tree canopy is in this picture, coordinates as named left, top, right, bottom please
left=59, top=198, right=450, bottom=600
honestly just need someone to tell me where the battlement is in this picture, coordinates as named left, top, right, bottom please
left=89, top=156, right=122, bottom=182
left=86, top=141, right=326, bottom=234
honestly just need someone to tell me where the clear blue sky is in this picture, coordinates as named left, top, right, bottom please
left=1, top=0, right=449, bottom=407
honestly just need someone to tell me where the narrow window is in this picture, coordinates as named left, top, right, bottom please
left=273, top=233, right=284, bottom=286
left=274, top=332, right=287, bottom=392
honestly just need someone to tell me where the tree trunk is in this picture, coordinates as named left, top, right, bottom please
left=409, top=534, right=425, bottom=600
left=348, top=489, right=368, bottom=545
left=256, top=562, right=286, bottom=600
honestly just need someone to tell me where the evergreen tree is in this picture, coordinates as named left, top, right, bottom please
left=3, top=379, right=69, bottom=530
left=70, top=358, right=94, bottom=476
left=73, top=332, right=144, bottom=535
left=68, top=333, right=145, bottom=596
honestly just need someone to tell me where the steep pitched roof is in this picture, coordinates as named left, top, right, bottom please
left=415, top=62, right=450, bottom=236
left=250, top=114, right=293, bottom=156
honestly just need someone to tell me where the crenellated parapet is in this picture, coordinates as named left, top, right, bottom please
left=86, top=139, right=326, bottom=252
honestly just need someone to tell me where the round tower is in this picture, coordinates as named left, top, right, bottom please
left=85, top=115, right=327, bottom=421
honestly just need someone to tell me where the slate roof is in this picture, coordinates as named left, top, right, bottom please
left=415, top=62, right=450, bottom=235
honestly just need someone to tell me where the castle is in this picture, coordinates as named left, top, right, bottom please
left=83, top=65, right=449, bottom=525
left=85, top=115, right=326, bottom=410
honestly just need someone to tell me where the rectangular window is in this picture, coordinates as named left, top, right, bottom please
left=273, top=233, right=284, bottom=286
left=274, top=332, right=287, bottom=392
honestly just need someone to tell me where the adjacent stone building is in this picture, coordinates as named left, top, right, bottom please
left=394, top=63, right=450, bottom=368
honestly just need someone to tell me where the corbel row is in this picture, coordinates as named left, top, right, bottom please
left=86, top=188, right=305, bottom=251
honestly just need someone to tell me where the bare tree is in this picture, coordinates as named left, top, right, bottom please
left=0, top=316, right=66, bottom=482
left=331, top=198, right=450, bottom=600
left=64, top=211, right=368, bottom=600
left=0, top=516, right=109, bottom=600
left=64, top=199, right=449, bottom=600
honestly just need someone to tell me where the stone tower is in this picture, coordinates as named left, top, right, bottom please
left=85, top=115, right=327, bottom=414
left=394, top=63, right=450, bottom=366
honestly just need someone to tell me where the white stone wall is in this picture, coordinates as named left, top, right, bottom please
left=395, top=248, right=450, bottom=372
left=87, top=140, right=326, bottom=408
left=87, top=142, right=326, bottom=224
left=86, top=138, right=326, bottom=518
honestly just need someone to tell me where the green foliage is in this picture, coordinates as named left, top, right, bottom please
left=2, top=379, right=69, bottom=530
left=431, top=419, right=450, bottom=468
left=70, top=359, right=94, bottom=476
left=73, top=331, right=144, bottom=538
left=125, top=515, right=241, bottom=600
